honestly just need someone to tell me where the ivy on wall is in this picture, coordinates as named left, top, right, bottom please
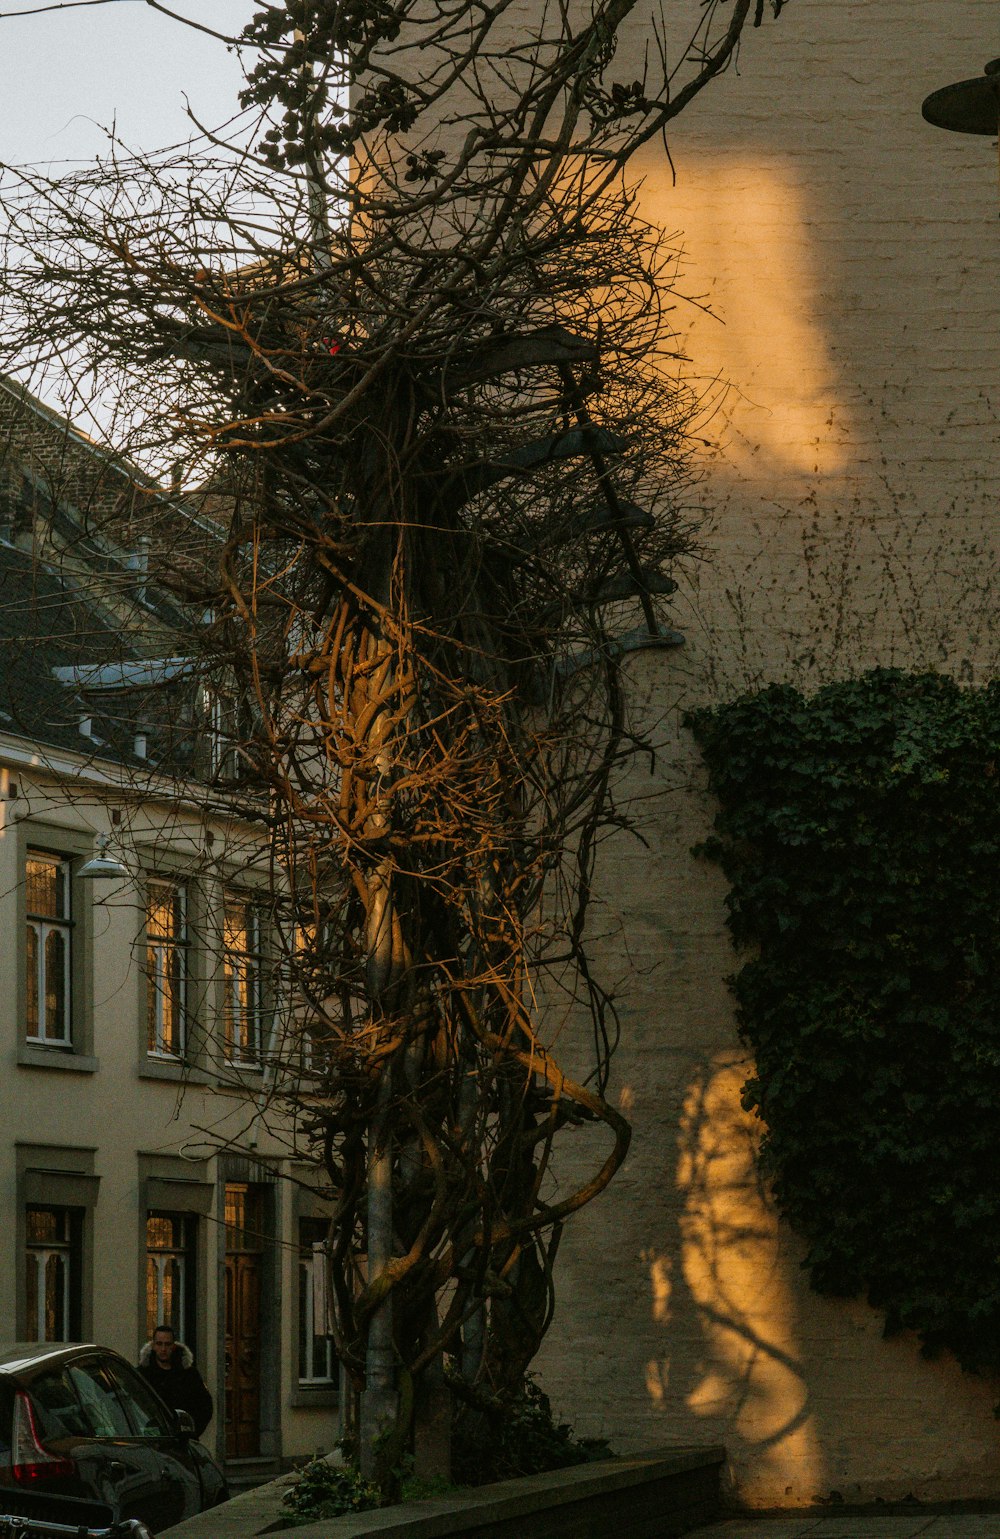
left=686, top=669, right=1000, bottom=1373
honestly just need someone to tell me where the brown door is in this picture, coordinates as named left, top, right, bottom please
left=224, top=1184, right=264, bottom=1458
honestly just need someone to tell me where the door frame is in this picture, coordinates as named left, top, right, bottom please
left=217, top=1159, right=281, bottom=1465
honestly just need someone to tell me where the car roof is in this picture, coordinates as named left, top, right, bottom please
left=0, top=1344, right=110, bottom=1377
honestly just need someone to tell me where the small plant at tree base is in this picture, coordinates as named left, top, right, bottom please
left=280, top=1457, right=382, bottom=1524
left=453, top=1375, right=611, bottom=1486
left=281, top=1379, right=605, bottom=1517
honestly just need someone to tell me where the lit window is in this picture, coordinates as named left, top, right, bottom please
left=298, top=1218, right=336, bottom=1386
left=292, top=918, right=352, bottom=1075
left=223, top=895, right=263, bottom=1065
left=26, top=851, right=72, bottom=1046
left=25, top=1206, right=81, bottom=1342
left=146, top=1211, right=194, bottom=1346
left=146, top=879, right=187, bottom=1057
left=224, top=1182, right=264, bottom=1252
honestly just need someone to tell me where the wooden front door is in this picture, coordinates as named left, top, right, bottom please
left=224, top=1184, right=264, bottom=1458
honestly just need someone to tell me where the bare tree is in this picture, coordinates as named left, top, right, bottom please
left=0, top=0, right=789, bottom=1485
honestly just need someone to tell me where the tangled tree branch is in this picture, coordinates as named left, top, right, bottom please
left=0, top=0, right=789, bottom=1483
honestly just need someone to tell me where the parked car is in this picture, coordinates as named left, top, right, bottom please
left=0, top=1343, right=228, bottom=1534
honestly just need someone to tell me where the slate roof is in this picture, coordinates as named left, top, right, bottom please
left=0, top=538, right=145, bottom=761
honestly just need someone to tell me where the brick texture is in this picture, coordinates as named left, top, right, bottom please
left=533, top=0, right=1000, bottom=1510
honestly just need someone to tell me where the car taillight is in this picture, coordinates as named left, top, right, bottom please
left=12, top=1391, right=77, bottom=1482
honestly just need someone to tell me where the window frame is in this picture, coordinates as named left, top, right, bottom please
left=221, top=891, right=265, bottom=1068
left=24, top=1204, right=83, bottom=1343
left=145, top=1209, right=197, bottom=1351
left=137, top=1156, right=212, bottom=1366
left=296, top=1216, right=338, bottom=1391
left=291, top=919, right=354, bottom=1079
left=145, top=876, right=189, bottom=1061
left=16, top=1144, right=98, bottom=1342
left=25, top=848, right=74, bottom=1048
left=200, top=680, right=254, bottom=783
left=15, top=822, right=97, bottom=1073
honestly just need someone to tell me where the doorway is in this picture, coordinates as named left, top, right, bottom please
left=224, top=1183, right=264, bottom=1458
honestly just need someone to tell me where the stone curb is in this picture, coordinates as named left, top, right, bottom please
left=164, top=1446, right=725, bottom=1539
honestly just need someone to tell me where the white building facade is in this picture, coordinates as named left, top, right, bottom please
left=0, top=386, right=341, bottom=1481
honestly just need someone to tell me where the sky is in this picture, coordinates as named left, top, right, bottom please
left=0, top=1, right=264, bottom=443
left=0, top=1, right=257, bottom=168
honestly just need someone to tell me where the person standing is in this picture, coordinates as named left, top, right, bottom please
left=138, top=1324, right=213, bottom=1437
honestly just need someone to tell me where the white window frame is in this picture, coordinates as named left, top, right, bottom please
left=25, top=850, right=73, bottom=1048
left=25, top=1205, right=77, bottom=1343
left=145, top=1210, right=193, bottom=1344
left=202, top=684, right=242, bottom=780
left=297, top=1222, right=336, bottom=1386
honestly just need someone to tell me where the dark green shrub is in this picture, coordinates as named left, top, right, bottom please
left=453, top=1375, right=610, bottom=1485
left=282, top=1378, right=607, bottom=1515
left=688, top=669, right=1000, bottom=1374
left=280, top=1456, right=382, bottom=1523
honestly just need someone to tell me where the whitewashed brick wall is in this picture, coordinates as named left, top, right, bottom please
left=535, top=0, right=1000, bottom=1507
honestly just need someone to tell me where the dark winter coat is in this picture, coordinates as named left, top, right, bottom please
left=137, top=1341, right=213, bottom=1437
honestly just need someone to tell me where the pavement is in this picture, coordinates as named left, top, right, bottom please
left=693, top=1517, right=1000, bottom=1538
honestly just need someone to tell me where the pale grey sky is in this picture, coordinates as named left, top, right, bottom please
left=0, top=1, right=256, bottom=167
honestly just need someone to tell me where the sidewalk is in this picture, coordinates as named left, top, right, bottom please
left=693, top=1516, right=1000, bottom=1538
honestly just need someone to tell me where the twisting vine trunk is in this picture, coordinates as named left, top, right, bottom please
left=0, top=0, right=791, bottom=1485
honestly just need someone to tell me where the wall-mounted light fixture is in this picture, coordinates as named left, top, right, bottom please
left=923, top=57, right=1000, bottom=134
left=922, top=59, right=1000, bottom=208
left=77, top=833, right=130, bottom=881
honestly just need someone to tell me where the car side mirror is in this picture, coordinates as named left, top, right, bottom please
left=175, top=1409, right=196, bottom=1438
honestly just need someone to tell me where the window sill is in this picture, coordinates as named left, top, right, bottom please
left=18, top=1044, right=99, bottom=1073
left=139, top=1057, right=211, bottom=1085
left=215, top=1061, right=266, bottom=1090
left=288, top=1386, right=339, bottom=1410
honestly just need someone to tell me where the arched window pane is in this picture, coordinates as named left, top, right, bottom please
left=25, top=852, right=72, bottom=1045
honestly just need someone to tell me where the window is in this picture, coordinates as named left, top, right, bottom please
left=294, top=924, right=351, bottom=1076
left=201, top=682, right=251, bottom=782
left=103, top=1360, right=177, bottom=1438
left=66, top=1361, right=133, bottom=1437
left=145, top=1211, right=195, bottom=1347
left=26, top=851, right=72, bottom=1046
left=202, top=686, right=235, bottom=779
left=224, top=1182, right=264, bottom=1252
left=300, top=1015, right=337, bottom=1077
left=222, top=895, right=263, bottom=1065
left=297, top=1218, right=336, bottom=1386
left=25, top=1206, right=81, bottom=1342
left=28, top=1367, right=92, bottom=1439
left=146, top=879, right=187, bottom=1057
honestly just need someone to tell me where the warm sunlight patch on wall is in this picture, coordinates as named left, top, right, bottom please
left=642, top=1250, right=672, bottom=1406
left=634, top=154, right=849, bottom=481
left=673, top=1056, right=823, bottom=1501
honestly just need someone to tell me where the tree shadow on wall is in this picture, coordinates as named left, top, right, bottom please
left=641, top=1053, right=827, bottom=1505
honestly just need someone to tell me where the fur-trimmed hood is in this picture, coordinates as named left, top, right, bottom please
left=139, top=1340, right=194, bottom=1370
